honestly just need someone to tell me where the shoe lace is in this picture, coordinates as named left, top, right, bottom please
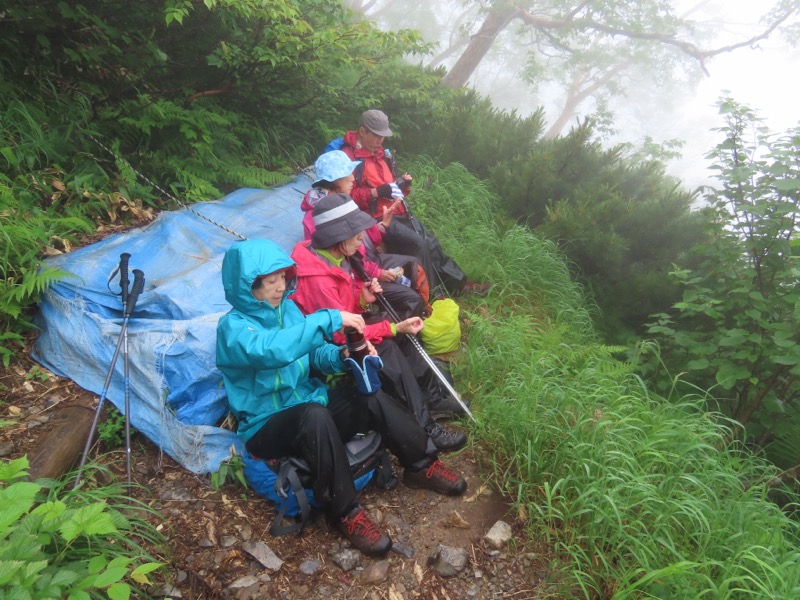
left=344, top=509, right=382, bottom=543
left=425, top=459, right=459, bottom=483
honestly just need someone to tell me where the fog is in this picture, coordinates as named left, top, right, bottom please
left=645, top=1, right=800, bottom=189
left=361, top=0, right=799, bottom=191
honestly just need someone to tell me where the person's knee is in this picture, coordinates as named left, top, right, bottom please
left=299, top=402, right=334, bottom=431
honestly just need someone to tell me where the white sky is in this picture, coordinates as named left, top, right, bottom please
left=658, top=1, right=800, bottom=188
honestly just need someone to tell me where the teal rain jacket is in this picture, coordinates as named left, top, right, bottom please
left=216, top=238, right=345, bottom=443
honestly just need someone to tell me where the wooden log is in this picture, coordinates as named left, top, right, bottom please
left=27, top=405, right=97, bottom=480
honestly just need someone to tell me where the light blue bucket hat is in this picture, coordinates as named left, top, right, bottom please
left=312, top=150, right=361, bottom=186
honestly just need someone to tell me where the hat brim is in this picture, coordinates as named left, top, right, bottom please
left=311, top=158, right=362, bottom=186
left=312, top=209, right=376, bottom=248
left=367, top=126, right=393, bottom=137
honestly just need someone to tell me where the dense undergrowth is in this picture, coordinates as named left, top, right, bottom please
left=2, top=1, right=799, bottom=597
left=410, top=158, right=800, bottom=598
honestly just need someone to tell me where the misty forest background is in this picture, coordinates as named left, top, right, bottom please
left=2, top=0, right=800, bottom=597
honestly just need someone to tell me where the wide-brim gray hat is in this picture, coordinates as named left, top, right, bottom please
left=311, top=193, right=376, bottom=248
left=360, top=109, right=393, bottom=137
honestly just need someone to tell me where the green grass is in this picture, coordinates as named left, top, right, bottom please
left=410, top=157, right=800, bottom=598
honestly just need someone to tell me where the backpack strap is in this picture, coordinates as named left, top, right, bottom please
left=269, top=459, right=312, bottom=537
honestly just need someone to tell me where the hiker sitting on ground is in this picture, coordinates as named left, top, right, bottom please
left=215, top=238, right=467, bottom=557
left=301, top=150, right=431, bottom=319
left=290, top=193, right=468, bottom=448
left=327, top=109, right=491, bottom=298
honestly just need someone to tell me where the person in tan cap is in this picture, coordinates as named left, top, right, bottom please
left=325, top=109, right=492, bottom=298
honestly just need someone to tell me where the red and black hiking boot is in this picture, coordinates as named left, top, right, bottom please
left=338, top=506, right=392, bottom=557
left=403, top=459, right=467, bottom=496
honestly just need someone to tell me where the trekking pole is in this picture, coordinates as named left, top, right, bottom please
left=123, top=268, right=145, bottom=492
left=349, top=255, right=476, bottom=422
left=73, top=266, right=145, bottom=489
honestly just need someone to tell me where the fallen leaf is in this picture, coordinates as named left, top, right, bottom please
left=414, top=562, right=424, bottom=584
left=464, top=483, right=490, bottom=502
left=444, top=510, right=470, bottom=529
left=388, top=585, right=404, bottom=600
left=205, top=520, right=218, bottom=546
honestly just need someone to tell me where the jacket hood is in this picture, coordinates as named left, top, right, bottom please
left=221, top=239, right=296, bottom=314
left=300, top=188, right=326, bottom=214
left=344, top=130, right=384, bottom=160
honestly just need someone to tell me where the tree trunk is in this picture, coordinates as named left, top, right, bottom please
left=442, top=5, right=519, bottom=88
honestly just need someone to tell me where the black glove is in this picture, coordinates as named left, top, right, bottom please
left=375, top=183, right=393, bottom=199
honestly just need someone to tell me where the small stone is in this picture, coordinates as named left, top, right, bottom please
left=0, top=442, right=14, bottom=457
left=474, top=569, right=484, bottom=578
left=361, top=560, right=390, bottom=584
left=427, top=545, right=469, bottom=577
left=161, top=584, right=182, bottom=598
left=175, top=570, right=188, bottom=584
left=332, top=548, right=361, bottom=572
left=238, top=523, right=253, bottom=541
left=484, top=520, right=512, bottom=549
left=7, top=405, right=22, bottom=416
left=242, top=540, right=283, bottom=571
left=220, top=535, right=237, bottom=548
left=299, top=559, right=322, bottom=576
left=389, top=542, right=415, bottom=559
left=229, top=575, right=259, bottom=590
left=198, top=537, right=215, bottom=548
left=160, top=482, right=194, bottom=501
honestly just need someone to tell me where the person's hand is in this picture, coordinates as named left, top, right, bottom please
left=375, top=183, right=393, bottom=199
left=368, top=278, right=383, bottom=295
left=396, top=173, right=412, bottom=190
left=380, top=199, right=402, bottom=229
left=396, top=316, right=424, bottom=336
left=365, top=339, right=378, bottom=356
left=360, top=281, right=377, bottom=305
left=378, top=269, right=397, bottom=283
left=340, top=311, right=365, bottom=333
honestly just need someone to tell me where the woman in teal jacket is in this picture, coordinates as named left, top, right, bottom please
left=216, top=239, right=467, bottom=557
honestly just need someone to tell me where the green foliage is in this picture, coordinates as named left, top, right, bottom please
left=641, top=98, right=800, bottom=468
left=210, top=448, right=248, bottom=491
left=488, top=119, right=707, bottom=342
left=413, top=162, right=800, bottom=597
left=0, top=0, right=432, bottom=363
left=0, top=456, right=166, bottom=599
left=97, top=407, right=127, bottom=449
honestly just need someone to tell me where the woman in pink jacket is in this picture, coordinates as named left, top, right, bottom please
left=300, top=150, right=431, bottom=319
left=290, top=193, right=467, bottom=452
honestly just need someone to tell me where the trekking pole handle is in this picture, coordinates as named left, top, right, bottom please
left=125, top=269, right=145, bottom=317
left=119, top=253, right=131, bottom=306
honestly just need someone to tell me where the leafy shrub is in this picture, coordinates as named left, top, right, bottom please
left=410, top=157, right=800, bottom=598
left=642, top=99, right=800, bottom=468
left=0, top=456, right=165, bottom=599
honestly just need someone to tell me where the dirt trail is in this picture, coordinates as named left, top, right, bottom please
left=1, top=357, right=557, bottom=599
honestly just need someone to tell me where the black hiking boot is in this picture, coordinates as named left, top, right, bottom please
left=426, top=423, right=467, bottom=452
left=404, top=459, right=467, bottom=496
left=338, top=506, right=392, bottom=557
left=429, top=395, right=471, bottom=421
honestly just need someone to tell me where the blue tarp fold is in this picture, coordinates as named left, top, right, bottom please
left=33, top=180, right=311, bottom=473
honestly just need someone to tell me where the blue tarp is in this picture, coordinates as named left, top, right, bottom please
left=32, top=178, right=313, bottom=473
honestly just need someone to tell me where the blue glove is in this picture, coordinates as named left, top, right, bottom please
left=344, top=354, right=384, bottom=395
